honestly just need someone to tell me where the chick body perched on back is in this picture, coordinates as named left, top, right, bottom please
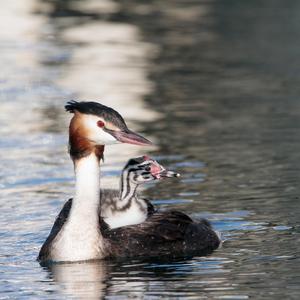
left=101, top=156, right=179, bottom=229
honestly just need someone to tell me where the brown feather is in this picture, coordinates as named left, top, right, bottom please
left=69, top=112, right=104, bottom=161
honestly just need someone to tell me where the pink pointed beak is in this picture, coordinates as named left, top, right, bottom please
left=107, top=129, right=153, bottom=146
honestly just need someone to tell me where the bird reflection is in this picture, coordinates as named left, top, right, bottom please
left=45, top=260, right=109, bottom=300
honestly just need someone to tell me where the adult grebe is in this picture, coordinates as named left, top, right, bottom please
left=38, top=101, right=220, bottom=263
left=38, top=101, right=152, bottom=263
left=101, top=156, right=179, bottom=229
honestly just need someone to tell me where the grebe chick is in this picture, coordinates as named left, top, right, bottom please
left=101, top=156, right=179, bottom=229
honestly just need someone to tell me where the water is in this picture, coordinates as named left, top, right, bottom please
left=1, top=0, right=300, bottom=299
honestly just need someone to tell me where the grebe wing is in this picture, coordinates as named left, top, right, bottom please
left=38, top=199, right=72, bottom=261
left=102, top=211, right=220, bottom=258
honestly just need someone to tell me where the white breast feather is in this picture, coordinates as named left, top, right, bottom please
left=104, top=200, right=147, bottom=229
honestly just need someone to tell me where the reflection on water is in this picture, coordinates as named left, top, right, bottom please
left=47, top=261, right=108, bottom=300
left=45, top=255, right=237, bottom=299
left=1, top=0, right=300, bottom=299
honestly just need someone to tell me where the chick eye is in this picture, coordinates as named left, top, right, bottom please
left=97, top=120, right=105, bottom=128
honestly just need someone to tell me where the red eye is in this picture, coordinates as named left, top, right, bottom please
left=97, top=120, right=105, bottom=128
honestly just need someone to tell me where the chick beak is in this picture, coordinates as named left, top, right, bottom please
left=150, top=161, right=180, bottom=179
left=159, top=170, right=180, bottom=178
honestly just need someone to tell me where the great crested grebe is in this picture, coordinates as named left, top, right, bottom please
left=38, top=101, right=220, bottom=263
left=101, top=156, right=179, bottom=229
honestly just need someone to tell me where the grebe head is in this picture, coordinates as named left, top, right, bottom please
left=124, top=155, right=180, bottom=185
left=65, top=101, right=152, bottom=159
left=65, top=100, right=152, bottom=146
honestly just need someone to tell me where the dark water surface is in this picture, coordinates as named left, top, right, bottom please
left=1, top=0, right=300, bottom=299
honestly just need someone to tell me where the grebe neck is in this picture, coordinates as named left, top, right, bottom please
left=72, top=153, right=101, bottom=216
left=50, top=147, right=105, bottom=262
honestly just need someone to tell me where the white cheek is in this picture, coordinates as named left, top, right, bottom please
left=84, top=116, right=119, bottom=145
left=92, top=131, right=119, bottom=145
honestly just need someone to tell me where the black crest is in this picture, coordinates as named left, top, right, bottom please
left=65, top=100, right=128, bottom=130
